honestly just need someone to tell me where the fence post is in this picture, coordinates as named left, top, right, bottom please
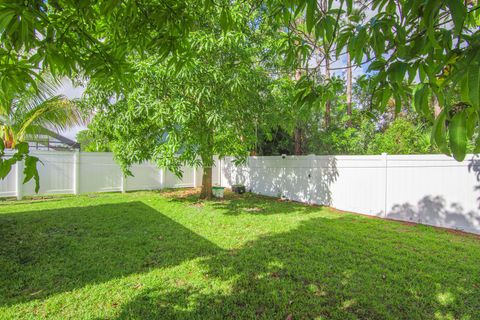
left=218, top=157, right=222, bottom=186
left=16, top=160, right=24, bottom=200
left=159, top=168, right=165, bottom=189
left=308, top=154, right=316, bottom=205
left=382, top=152, right=388, bottom=217
left=120, top=173, right=127, bottom=193
left=192, top=166, right=197, bottom=187
left=73, top=150, right=80, bottom=195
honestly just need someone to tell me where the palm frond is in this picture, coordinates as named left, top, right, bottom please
left=13, top=75, right=62, bottom=115
left=15, top=95, right=85, bottom=141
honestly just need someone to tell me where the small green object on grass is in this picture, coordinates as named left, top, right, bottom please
left=212, top=186, right=225, bottom=198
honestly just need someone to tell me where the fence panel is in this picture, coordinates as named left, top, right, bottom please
left=1, top=151, right=478, bottom=234
left=0, top=160, right=16, bottom=197
left=220, top=154, right=480, bottom=234
left=385, top=155, right=479, bottom=234
left=0, top=151, right=197, bottom=197
left=127, top=162, right=162, bottom=191
left=79, top=153, right=122, bottom=193
left=327, top=155, right=385, bottom=216
left=23, top=151, right=74, bottom=196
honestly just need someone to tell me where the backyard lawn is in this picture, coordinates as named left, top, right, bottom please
left=1, top=190, right=479, bottom=319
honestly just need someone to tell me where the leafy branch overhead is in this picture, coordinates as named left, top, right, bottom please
left=286, top=0, right=480, bottom=161
left=0, top=0, right=479, bottom=194
left=0, top=141, right=40, bottom=192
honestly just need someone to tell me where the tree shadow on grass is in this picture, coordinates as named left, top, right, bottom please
left=166, top=190, right=321, bottom=216
left=115, top=214, right=480, bottom=319
left=0, top=202, right=220, bottom=307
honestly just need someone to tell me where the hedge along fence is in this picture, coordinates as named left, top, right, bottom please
left=1, top=151, right=479, bottom=235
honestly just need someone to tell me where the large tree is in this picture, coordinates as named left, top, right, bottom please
left=1, top=0, right=479, bottom=190
left=84, top=26, right=277, bottom=198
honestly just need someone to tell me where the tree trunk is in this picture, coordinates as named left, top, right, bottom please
left=324, top=55, right=331, bottom=128
left=346, top=52, right=353, bottom=127
left=199, top=165, right=213, bottom=199
left=294, top=126, right=304, bottom=155
left=293, top=68, right=304, bottom=155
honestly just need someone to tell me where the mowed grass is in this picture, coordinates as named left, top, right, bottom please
left=0, top=190, right=479, bottom=320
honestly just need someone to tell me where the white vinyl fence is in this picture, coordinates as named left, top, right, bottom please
left=219, top=154, right=480, bottom=235
left=1, top=151, right=480, bottom=234
left=0, top=151, right=202, bottom=199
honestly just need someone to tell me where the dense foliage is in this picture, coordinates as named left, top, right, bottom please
left=82, top=12, right=280, bottom=197
left=76, top=129, right=111, bottom=152
left=1, top=0, right=479, bottom=193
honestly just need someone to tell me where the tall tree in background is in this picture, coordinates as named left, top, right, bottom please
left=324, top=53, right=332, bottom=128
left=83, top=8, right=279, bottom=198
left=346, top=52, right=353, bottom=125
left=321, top=0, right=332, bottom=129
left=294, top=69, right=305, bottom=155
left=345, top=8, right=365, bottom=126
left=1, top=0, right=480, bottom=189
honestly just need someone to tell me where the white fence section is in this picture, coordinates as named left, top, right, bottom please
left=1, top=151, right=479, bottom=234
left=0, top=151, right=201, bottom=199
left=219, top=154, right=480, bottom=235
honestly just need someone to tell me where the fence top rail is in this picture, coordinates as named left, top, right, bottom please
left=247, top=153, right=479, bottom=161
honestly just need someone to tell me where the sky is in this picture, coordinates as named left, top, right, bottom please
left=56, top=79, right=86, bottom=140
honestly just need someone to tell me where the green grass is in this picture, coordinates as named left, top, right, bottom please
left=0, top=190, right=479, bottom=320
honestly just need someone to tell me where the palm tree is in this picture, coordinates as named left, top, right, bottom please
left=0, top=78, right=84, bottom=149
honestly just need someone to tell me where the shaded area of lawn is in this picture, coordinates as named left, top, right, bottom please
left=0, top=190, right=479, bottom=319
left=0, top=201, right=220, bottom=307
left=118, top=216, right=480, bottom=319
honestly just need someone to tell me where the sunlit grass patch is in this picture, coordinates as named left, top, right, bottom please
left=0, top=190, right=479, bottom=319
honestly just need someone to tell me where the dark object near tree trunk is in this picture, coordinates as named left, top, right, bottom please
left=232, top=184, right=246, bottom=194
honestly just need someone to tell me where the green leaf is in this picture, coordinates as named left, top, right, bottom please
left=393, top=92, right=402, bottom=114
left=367, top=59, right=386, bottom=72
left=413, top=83, right=430, bottom=115
left=24, top=155, right=41, bottom=193
left=466, top=110, right=477, bottom=139
left=449, top=111, right=467, bottom=161
left=388, top=62, right=407, bottom=84
left=432, top=109, right=449, bottom=154
left=446, top=0, right=467, bottom=35
left=306, top=0, right=316, bottom=33
left=468, top=63, right=480, bottom=108
left=0, top=158, right=13, bottom=179
left=346, top=0, right=353, bottom=14
left=15, top=141, right=29, bottom=155
left=219, top=9, right=230, bottom=30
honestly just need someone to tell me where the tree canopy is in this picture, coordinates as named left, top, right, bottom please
left=82, top=8, right=281, bottom=197
left=1, top=0, right=479, bottom=194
